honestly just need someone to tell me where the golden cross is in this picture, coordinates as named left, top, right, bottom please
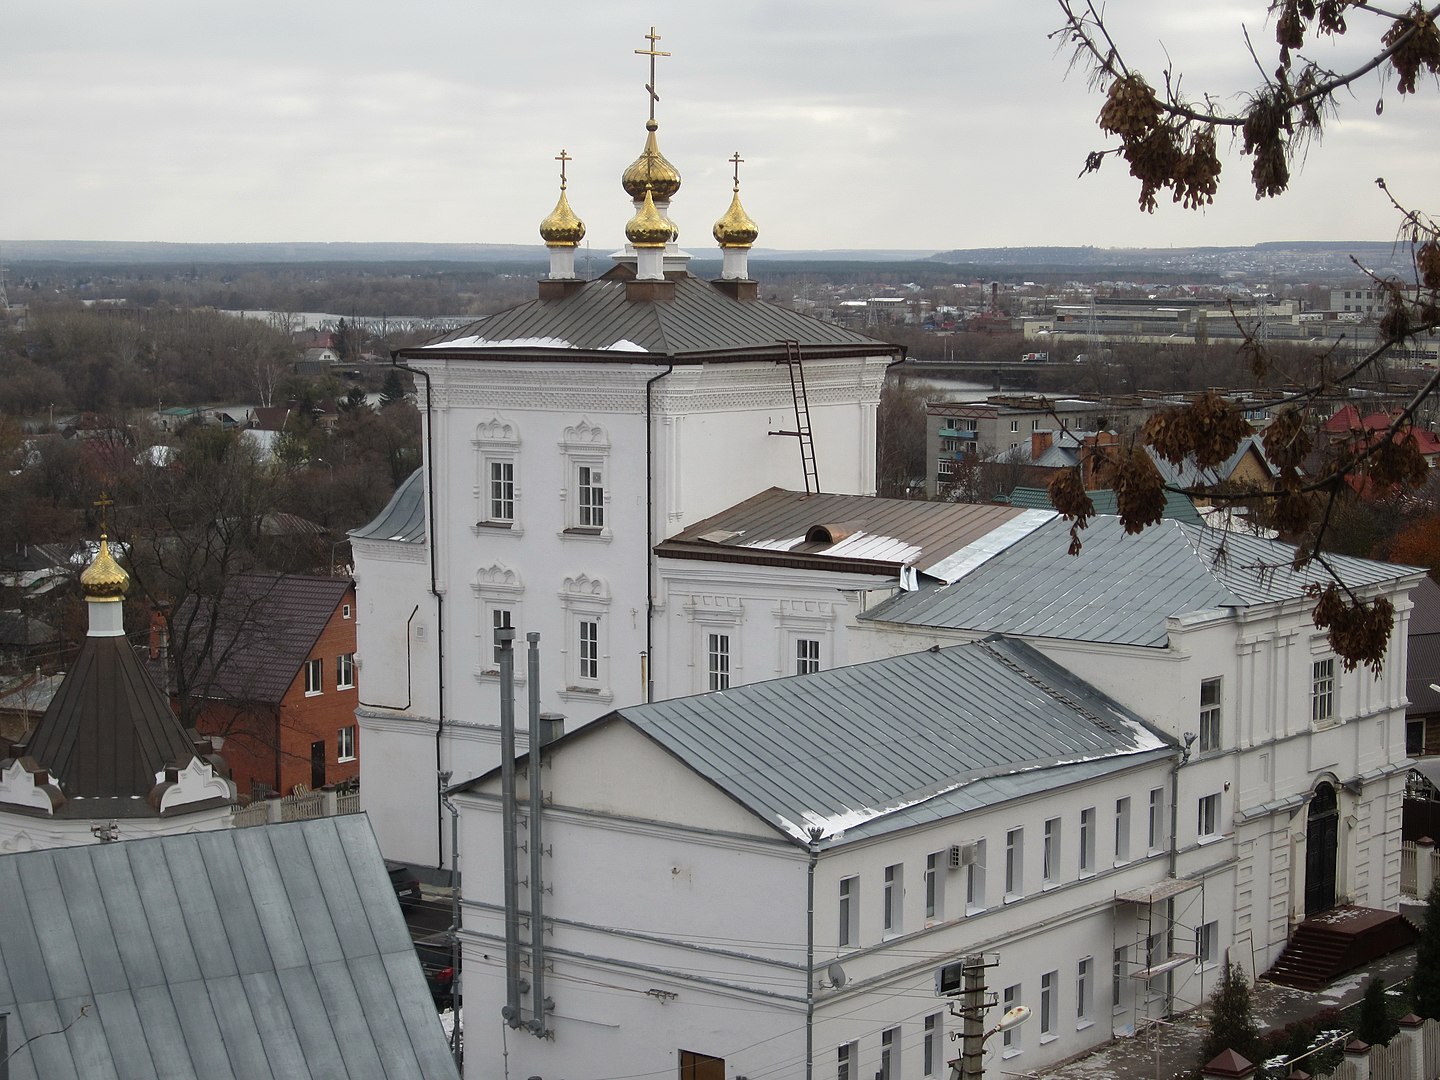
left=94, top=491, right=113, bottom=535
left=634, top=26, right=670, bottom=122
left=556, top=149, right=572, bottom=189
left=730, top=151, right=745, bottom=190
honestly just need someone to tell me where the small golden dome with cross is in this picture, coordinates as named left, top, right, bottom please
left=540, top=149, right=586, bottom=248
left=714, top=190, right=758, bottom=249
left=626, top=187, right=672, bottom=248
left=81, top=535, right=129, bottom=601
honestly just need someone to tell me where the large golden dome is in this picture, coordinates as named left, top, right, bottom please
left=81, top=535, right=129, bottom=601
left=622, top=120, right=682, bottom=202
left=713, top=187, right=758, bottom=249
left=626, top=188, right=672, bottom=248
left=539, top=188, right=586, bottom=248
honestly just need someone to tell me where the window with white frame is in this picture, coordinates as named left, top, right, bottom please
left=473, top=563, right=524, bottom=679
left=1198, top=792, right=1221, bottom=838
left=1043, top=817, right=1061, bottom=883
left=579, top=619, right=600, bottom=681
left=966, top=839, right=986, bottom=912
left=1112, top=946, right=1128, bottom=1011
left=1115, top=797, right=1131, bottom=862
left=1040, top=970, right=1057, bottom=1038
left=1199, top=677, right=1222, bottom=752
left=1196, top=920, right=1218, bottom=967
left=796, top=637, right=821, bottom=675
left=838, top=1043, right=858, bottom=1080
left=1079, top=806, right=1095, bottom=873
left=880, top=1027, right=900, bottom=1080
left=923, top=1013, right=942, bottom=1076
left=1312, top=657, right=1335, bottom=723
left=473, top=415, right=521, bottom=530
left=1148, top=787, right=1165, bottom=852
left=304, top=658, right=323, bottom=695
left=336, top=652, right=355, bottom=690
left=1077, top=957, right=1093, bottom=1023
left=560, top=420, right=611, bottom=536
left=577, top=464, right=604, bottom=528
left=337, top=724, right=356, bottom=762
left=1002, top=984, right=1022, bottom=1052
left=1005, top=827, right=1023, bottom=899
left=491, top=608, right=513, bottom=663
left=1010, top=419, right=1020, bottom=432
left=925, top=851, right=945, bottom=921
left=839, top=876, right=858, bottom=947
left=708, top=633, right=731, bottom=691
left=559, top=573, right=610, bottom=698
left=883, top=863, right=903, bottom=935
left=342, top=603, right=351, bottom=620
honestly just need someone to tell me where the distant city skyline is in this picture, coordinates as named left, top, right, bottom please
left=4, top=3, right=1435, bottom=253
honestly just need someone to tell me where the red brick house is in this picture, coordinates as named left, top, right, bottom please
left=166, top=574, right=359, bottom=798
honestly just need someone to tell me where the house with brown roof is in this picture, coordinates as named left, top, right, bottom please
left=168, top=574, right=359, bottom=799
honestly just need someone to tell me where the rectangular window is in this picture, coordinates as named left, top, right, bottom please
left=796, top=638, right=821, bottom=675
left=1002, top=984, right=1021, bottom=1051
left=1032, top=419, right=1042, bottom=431
left=1196, top=921, right=1218, bottom=966
left=966, top=839, right=986, bottom=911
left=1199, top=677, right=1222, bottom=752
left=958, top=419, right=978, bottom=432
left=1079, top=807, right=1095, bottom=873
left=578, top=619, right=600, bottom=682
left=1113, top=946, right=1127, bottom=1011
left=708, top=633, right=730, bottom=691
left=342, top=603, right=351, bottom=619
left=924, top=1013, right=941, bottom=1076
left=1010, top=419, right=1020, bottom=432
left=838, top=1043, right=857, bottom=1080
left=489, top=459, right=514, bottom=522
left=925, top=852, right=944, bottom=921
left=1148, top=788, right=1165, bottom=852
left=337, top=724, right=356, bottom=762
left=304, top=657, right=323, bottom=695
left=839, top=876, right=858, bottom=947
left=1040, top=970, right=1056, bottom=1036
left=883, top=863, right=903, bottom=935
left=880, top=1027, right=899, bottom=1080
left=492, top=608, right=513, bottom=663
left=1077, top=957, right=1093, bottom=1022
left=1043, top=817, right=1061, bottom=883
left=1199, top=793, right=1221, bottom=838
left=336, top=652, right=355, bottom=690
left=1115, top=797, right=1131, bottom=863
left=578, top=464, right=604, bottom=528
left=1005, top=828, right=1023, bottom=898
left=1312, top=658, right=1335, bottom=722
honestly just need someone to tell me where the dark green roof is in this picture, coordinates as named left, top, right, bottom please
left=1006, top=485, right=1203, bottom=525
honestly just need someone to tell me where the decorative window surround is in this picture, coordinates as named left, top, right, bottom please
left=559, top=573, right=612, bottom=702
left=559, top=420, right=611, bottom=540
left=472, top=415, right=522, bottom=534
left=472, top=563, right=525, bottom=683
left=686, top=595, right=745, bottom=694
left=775, top=599, right=834, bottom=676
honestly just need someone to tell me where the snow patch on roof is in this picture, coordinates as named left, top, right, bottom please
left=422, top=335, right=575, bottom=349
left=926, top=509, right=1057, bottom=583
left=603, top=339, right=648, bottom=352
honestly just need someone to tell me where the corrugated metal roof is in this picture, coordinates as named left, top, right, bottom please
left=414, top=275, right=893, bottom=358
left=864, top=515, right=1416, bottom=647
left=1006, top=486, right=1202, bottom=526
left=657, top=487, right=1053, bottom=581
left=350, top=468, right=426, bottom=545
left=0, top=815, right=458, bottom=1080
left=608, top=637, right=1170, bottom=846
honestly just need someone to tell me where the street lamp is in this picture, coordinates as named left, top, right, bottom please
left=952, top=1005, right=1030, bottom=1080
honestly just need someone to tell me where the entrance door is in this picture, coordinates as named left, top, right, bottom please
left=1305, top=782, right=1339, bottom=915
left=679, top=1050, right=724, bottom=1080
left=311, top=740, right=326, bottom=790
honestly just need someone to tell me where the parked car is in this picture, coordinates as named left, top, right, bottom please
left=414, top=931, right=457, bottom=1010
left=386, top=860, right=422, bottom=906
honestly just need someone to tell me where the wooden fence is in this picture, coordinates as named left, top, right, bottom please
left=229, top=784, right=361, bottom=829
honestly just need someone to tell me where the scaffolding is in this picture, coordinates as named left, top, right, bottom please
left=1114, top=876, right=1210, bottom=1031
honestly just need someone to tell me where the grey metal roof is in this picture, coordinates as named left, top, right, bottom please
left=864, top=514, right=1416, bottom=647
left=413, top=274, right=894, bottom=359
left=1146, top=436, right=1278, bottom=489
left=350, top=468, right=425, bottom=545
left=0, top=815, right=458, bottom=1080
left=1006, top=486, right=1202, bottom=526
left=657, top=487, right=1053, bottom=581
left=602, top=637, right=1170, bottom=846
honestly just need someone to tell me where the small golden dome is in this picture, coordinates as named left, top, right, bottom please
left=539, top=188, right=586, bottom=248
left=81, top=535, right=129, bottom=601
left=622, top=120, right=682, bottom=202
left=626, top=188, right=672, bottom=249
left=713, top=187, right=758, bottom=249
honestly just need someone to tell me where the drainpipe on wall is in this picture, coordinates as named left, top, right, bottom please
left=526, top=633, right=550, bottom=1036
left=497, top=626, right=523, bottom=1028
left=1166, top=732, right=1196, bottom=1017
left=805, top=826, right=823, bottom=1080
left=644, top=364, right=673, bottom=704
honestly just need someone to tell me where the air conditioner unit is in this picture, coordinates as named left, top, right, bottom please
left=948, top=842, right=978, bottom=870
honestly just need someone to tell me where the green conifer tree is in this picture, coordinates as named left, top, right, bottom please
left=1414, top=878, right=1440, bottom=1020
left=1197, top=962, right=1262, bottom=1072
left=379, top=369, right=408, bottom=409
left=1356, top=976, right=1395, bottom=1046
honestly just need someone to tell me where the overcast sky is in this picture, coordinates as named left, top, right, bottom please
left=4, top=2, right=1435, bottom=252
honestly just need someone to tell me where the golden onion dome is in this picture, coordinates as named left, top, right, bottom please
left=81, top=535, right=129, bottom=601
left=621, top=120, right=682, bottom=202
left=626, top=187, right=672, bottom=248
left=713, top=187, right=758, bottom=249
left=539, top=187, right=586, bottom=248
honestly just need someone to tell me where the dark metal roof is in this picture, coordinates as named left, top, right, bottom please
left=349, top=467, right=425, bottom=545
left=864, top=515, right=1417, bottom=647
left=0, top=611, right=61, bottom=648
left=657, top=487, right=1052, bottom=581
left=480, top=638, right=1170, bottom=847
left=172, top=575, right=353, bottom=706
left=0, top=815, right=459, bottom=1080
left=1006, top=486, right=1203, bottom=526
left=21, top=634, right=201, bottom=804
left=412, top=275, right=895, bottom=360
left=1408, top=578, right=1440, bottom=715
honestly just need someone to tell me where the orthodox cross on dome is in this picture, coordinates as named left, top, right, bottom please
left=556, top=148, right=572, bottom=189
left=94, top=491, right=114, bottom=535
left=634, top=26, right=670, bottom=123
left=729, top=151, right=745, bottom=190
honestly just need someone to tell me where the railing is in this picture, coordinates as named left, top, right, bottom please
left=230, top=784, right=362, bottom=829
left=1399, top=839, right=1440, bottom=899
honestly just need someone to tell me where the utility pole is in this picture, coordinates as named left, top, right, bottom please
left=944, top=954, right=1030, bottom=1080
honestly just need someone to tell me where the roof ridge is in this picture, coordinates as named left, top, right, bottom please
left=974, top=639, right=1126, bottom=736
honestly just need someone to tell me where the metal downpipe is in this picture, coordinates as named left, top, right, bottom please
left=526, top=633, right=548, bottom=1036
left=497, top=626, right=522, bottom=1027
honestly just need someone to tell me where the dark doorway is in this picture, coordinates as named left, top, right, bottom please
left=311, top=740, right=326, bottom=790
left=679, top=1050, right=724, bottom=1080
left=1305, top=782, right=1339, bottom=915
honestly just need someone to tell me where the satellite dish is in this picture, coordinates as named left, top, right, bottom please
left=827, top=962, right=848, bottom=989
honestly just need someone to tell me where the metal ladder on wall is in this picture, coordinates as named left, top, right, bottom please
left=769, top=339, right=820, bottom=494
